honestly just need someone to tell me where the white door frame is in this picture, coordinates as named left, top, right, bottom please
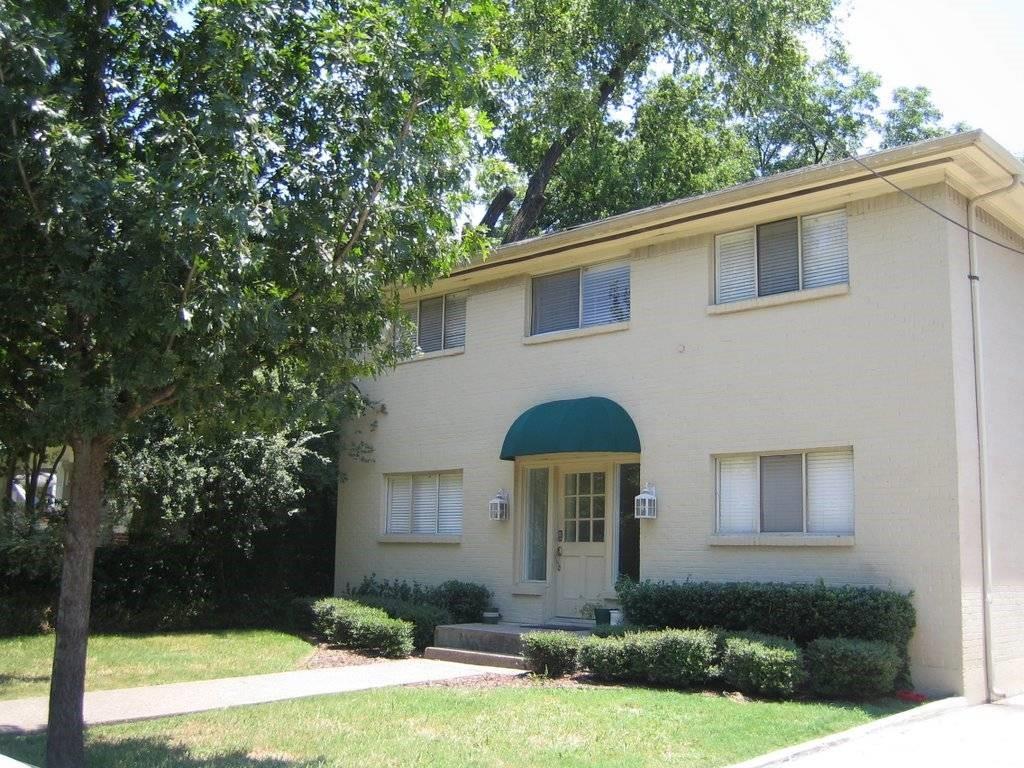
left=511, top=452, right=640, bottom=620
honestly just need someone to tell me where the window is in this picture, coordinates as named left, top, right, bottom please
left=531, top=262, right=630, bottom=335
left=716, top=448, right=853, bottom=535
left=525, top=468, right=549, bottom=581
left=400, top=293, right=467, bottom=354
left=563, top=471, right=606, bottom=543
left=715, top=210, right=848, bottom=304
left=386, top=472, right=462, bottom=535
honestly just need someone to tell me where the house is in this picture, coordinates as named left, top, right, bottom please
left=335, top=131, right=1024, bottom=702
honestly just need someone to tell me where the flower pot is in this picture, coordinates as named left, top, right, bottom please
left=593, top=607, right=612, bottom=626
left=482, top=611, right=501, bottom=624
left=609, top=609, right=624, bottom=626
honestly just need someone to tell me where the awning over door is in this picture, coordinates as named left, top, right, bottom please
left=499, top=396, right=641, bottom=461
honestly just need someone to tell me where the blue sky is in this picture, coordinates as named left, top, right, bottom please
left=839, top=0, right=1023, bottom=155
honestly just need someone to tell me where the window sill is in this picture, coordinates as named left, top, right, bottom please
left=396, top=347, right=464, bottom=365
left=377, top=535, right=462, bottom=545
left=707, top=283, right=849, bottom=315
left=709, top=533, right=854, bottom=547
left=512, top=583, right=547, bottom=596
left=523, top=321, right=630, bottom=346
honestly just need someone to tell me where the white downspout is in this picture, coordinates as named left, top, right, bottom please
left=966, top=173, right=1021, bottom=703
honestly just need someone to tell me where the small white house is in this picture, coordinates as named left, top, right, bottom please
left=335, top=131, right=1024, bottom=702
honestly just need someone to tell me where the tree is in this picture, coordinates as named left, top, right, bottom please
left=880, top=86, right=947, bottom=148
left=538, top=75, right=754, bottom=230
left=0, top=1, right=504, bottom=764
left=485, top=0, right=837, bottom=241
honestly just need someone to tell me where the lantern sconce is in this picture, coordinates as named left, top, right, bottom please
left=489, top=489, right=510, bottom=520
left=634, top=482, right=657, bottom=519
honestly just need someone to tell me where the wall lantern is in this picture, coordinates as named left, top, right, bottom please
left=634, top=482, right=657, bottom=519
left=489, top=489, right=510, bottom=520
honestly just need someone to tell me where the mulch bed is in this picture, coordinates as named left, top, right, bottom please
left=300, top=644, right=391, bottom=669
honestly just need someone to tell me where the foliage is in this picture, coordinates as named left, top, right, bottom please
left=805, top=637, right=901, bottom=698
left=590, top=623, right=648, bottom=638
left=349, top=575, right=492, bottom=624
left=719, top=632, right=806, bottom=698
left=0, top=594, right=52, bottom=637
left=618, top=580, right=915, bottom=653
left=880, top=86, right=955, bottom=149
left=308, top=598, right=414, bottom=658
left=578, top=629, right=718, bottom=687
left=352, top=595, right=450, bottom=650
left=521, top=631, right=583, bottom=677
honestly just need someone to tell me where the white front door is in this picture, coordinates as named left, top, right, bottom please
left=555, top=468, right=609, bottom=617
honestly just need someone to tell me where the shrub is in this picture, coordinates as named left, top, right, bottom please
left=353, top=595, right=451, bottom=650
left=522, top=631, right=583, bottom=677
left=591, top=623, right=647, bottom=638
left=806, top=637, right=901, bottom=698
left=309, top=597, right=414, bottom=658
left=619, top=580, right=915, bottom=653
left=720, top=632, right=806, bottom=698
left=0, top=593, right=53, bottom=636
left=349, top=575, right=491, bottom=624
left=579, top=629, right=718, bottom=688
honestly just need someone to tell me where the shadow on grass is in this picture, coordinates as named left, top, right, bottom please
left=0, top=674, right=49, bottom=689
left=0, top=734, right=325, bottom=768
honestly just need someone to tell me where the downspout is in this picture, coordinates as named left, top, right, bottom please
left=966, top=173, right=1021, bottom=703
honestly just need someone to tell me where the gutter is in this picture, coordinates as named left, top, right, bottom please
left=966, top=173, right=1022, bottom=703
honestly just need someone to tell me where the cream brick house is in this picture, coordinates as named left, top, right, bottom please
left=335, top=131, right=1024, bottom=702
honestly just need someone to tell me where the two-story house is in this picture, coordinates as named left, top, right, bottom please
left=335, top=131, right=1024, bottom=701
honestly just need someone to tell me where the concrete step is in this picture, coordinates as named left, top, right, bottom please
left=424, top=646, right=527, bottom=670
left=434, top=623, right=530, bottom=655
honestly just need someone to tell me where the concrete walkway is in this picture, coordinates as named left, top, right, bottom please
left=731, top=695, right=1024, bottom=768
left=0, top=658, right=521, bottom=734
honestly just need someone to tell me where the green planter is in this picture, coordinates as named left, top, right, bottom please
left=593, top=607, right=612, bottom=626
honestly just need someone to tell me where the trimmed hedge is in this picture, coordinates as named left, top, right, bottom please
left=308, top=597, right=414, bottom=658
left=349, top=575, right=491, bottom=624
left=579, top=629, right=718, bottom=687
left=720, top=632, right=806, bottom=698
left=522, top=631, right=583, bottom=677
left=618, top=580, right=915, bottom=652
left=806, top=637, right=901, bottom=698
left=352, top=595, right=451, bottom=650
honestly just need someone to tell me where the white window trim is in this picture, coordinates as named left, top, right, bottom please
left=714, top=448, right=854, bottom=537
left=382, top=470, right=463, bottom=538
left=714, top=209, right=848, bottom=306
left=528, top=260, right=631, bottom=337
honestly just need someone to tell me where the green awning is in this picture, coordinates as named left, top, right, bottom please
left=500, top=396, right=640, bottom=461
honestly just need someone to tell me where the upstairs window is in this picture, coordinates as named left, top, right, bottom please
left=531, top=262, right=630, bottom=335
left=386, top=471, right=463, bottom=535
left=715, top=210, right=848, bottom=304
left=716, top=448, right=854, bottom=535
left=400, top=293, right=466, bottom=354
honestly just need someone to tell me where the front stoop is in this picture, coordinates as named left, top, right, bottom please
left=423, top=647, right=527, bottom=670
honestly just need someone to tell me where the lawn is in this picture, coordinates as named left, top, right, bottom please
left=0, top=684, right=910, bottom=768
left=0, top=630, right=314, bottom=700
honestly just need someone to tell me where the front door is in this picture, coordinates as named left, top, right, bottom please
left=555, top=468, right=609, bottom=617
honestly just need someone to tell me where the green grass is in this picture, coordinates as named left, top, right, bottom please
left=0, top=685, right=910, bottom=768
left=0, top=630, right=314, bottom=700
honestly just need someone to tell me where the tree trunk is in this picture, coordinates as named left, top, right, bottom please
left=45, top=436, right=108, bottom=768
left=478, top=186, right=515, bottom=233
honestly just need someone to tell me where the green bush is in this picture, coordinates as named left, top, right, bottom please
left=349, top=575, right=492, bottom=624
left=0, top=593, right=52, bottom=636
left=353, top=595, right=451, bottom=650
left=309, top=597, right=414, bottom=658
left=579, top=629, right=718, bottom=687
left=806, top=637, right=901, bottom=698
left=591, top=623, right=647, bottom=638
left=522, top=631, right=583, bottom=677
left=720, top=632, right=806, bottom=698
left=618, top=580, right=915, bottom=653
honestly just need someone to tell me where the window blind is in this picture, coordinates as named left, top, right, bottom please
left=718, top=455, right=758, bottom=533
left=760, top=454, right=804, bottom=532
left=386, top=475, right=412, bottom=534
left=801, top=210, right=849, bottom=288
left=581, top=264, right=631, bottom=326
left=443, top=294, right=466, bottom=349
left=757, top=218, right=800, bottom=296
left=806, top=448, right=854, bottom=533
left=715, top=229, right=757, bottom=304
left=411, top=474, right=439, bottom=533
left=437, top=472, right=463, bottom=534
left=418, top=297, right=444, bottom=353
left=531, top=270, right=580, bottom=334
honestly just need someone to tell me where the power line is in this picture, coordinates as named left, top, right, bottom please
left=637, top=0, right=1024, bottom=257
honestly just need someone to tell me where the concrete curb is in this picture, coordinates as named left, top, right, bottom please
left=724, top=696, right=970, bottom=768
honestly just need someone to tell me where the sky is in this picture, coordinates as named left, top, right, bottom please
left=838, top=0, right=1024, bottom=156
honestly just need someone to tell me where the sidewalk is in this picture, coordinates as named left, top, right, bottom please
left=0, top=658, right=521, bottom=734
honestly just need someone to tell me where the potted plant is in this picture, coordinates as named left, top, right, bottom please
left=482, top=605, right=501, bottom=624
